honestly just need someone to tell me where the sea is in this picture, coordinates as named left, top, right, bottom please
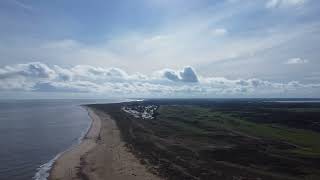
left=0, top=99, right=124, bottom=180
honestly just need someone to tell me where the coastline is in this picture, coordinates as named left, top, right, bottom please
left=33, top=105, right=94, bottom=180
left=48, top=107, right=101, bottom=180
left=48, top=105, right=162, bottom=180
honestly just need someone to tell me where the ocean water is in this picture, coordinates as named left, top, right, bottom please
left=0, top=99, right=122, bottom=180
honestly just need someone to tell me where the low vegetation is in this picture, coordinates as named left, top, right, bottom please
left=90, top=99, right=320, bottom=180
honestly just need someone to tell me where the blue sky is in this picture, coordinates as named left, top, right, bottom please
left=0, top=0, right=319, bottom=98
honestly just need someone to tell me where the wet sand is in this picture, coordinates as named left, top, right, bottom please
left=49, top=107, right=161, bottom=180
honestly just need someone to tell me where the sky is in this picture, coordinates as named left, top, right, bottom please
left=0, top=0, right=319, bottom=98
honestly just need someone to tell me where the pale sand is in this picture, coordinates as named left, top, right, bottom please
left=49, top=107, right=162, bottom=180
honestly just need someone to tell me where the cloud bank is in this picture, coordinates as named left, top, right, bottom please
left=285, top=57, right=309, bottom=64
left=161, top=67, right=199, bottom=83
left=0, top=62, right=319, bottom=98
left=266, top=0, right=307, bottom=8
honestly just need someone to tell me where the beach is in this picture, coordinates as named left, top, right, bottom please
left=49, top=106, right=161, bottom=180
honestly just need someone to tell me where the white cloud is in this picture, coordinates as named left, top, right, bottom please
left=1, top=23, right=306, bottom=75
left=0, top=62, right=318, bottom=97
left=160, top=66, right=199, bottom=83
left=285, top=57, right=309, bottom=64
left=211, top=28, right=228, bottom=36
left=0, top=0, right=318, bottom=78
left=11, top=0, right=33, bottom=11
left=266, top=0, right=307, bottom=8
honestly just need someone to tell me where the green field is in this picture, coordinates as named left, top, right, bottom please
left=158, top=105, right=320, bottom=157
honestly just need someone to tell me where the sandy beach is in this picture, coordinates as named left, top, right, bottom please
left=49, top=106, right=161, bottom=180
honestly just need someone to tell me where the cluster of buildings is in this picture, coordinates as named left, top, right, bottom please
left=121, top=105, right=158, bottom=119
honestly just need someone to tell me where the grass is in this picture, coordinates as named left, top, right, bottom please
left=158, top=105, right=320, bottom=157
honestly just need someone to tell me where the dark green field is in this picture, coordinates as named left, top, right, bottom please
left=89, top=99, right=320, bottom=180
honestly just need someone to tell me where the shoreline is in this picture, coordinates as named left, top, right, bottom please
left=48, top=107, right=101, bottom=180
left=34, top=106, right=94, bottom=180
left=48, top=105, right=162, bottom=180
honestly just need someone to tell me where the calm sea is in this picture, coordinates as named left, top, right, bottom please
left=0, top=99, right=123, bottom=180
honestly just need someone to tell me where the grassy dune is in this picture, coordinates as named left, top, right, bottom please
left=158, top=105, right=320, bottom=157
left=92, top=101, right=320, bottom=180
